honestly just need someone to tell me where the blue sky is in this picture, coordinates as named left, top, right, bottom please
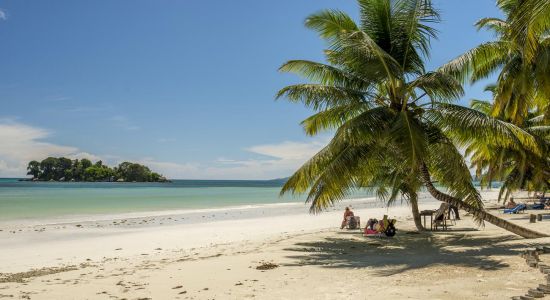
left=0, top=0, right=501, bottom=179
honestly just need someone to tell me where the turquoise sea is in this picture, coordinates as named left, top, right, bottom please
left=0, top=178, right=290, bottom=221
left=0, top=178, right=372, bottom=222
left=0, top=178, right=498, bottom=222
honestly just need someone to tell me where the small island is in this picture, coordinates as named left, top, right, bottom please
left=25, top=157, right=168, bottom=182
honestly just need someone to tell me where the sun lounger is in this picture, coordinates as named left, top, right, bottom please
left=503, top=204, right=527, bottom=214
left=532, top=203, right=545, bottom=210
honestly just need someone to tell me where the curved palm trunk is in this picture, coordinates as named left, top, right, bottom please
left=420, top=165, right=547, bottom=239
left=410, top=192, right=425, bottom=231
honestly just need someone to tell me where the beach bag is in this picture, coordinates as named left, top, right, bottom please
left=384, top=220, right=396, bottom=237
left=348, top=216, right=358, bottom=229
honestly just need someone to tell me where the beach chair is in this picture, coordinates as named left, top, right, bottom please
left=532, top=203, right=545, bottom=210
left=503, top=203, right=527, bottom=214
left=345, top=216, right=361, bottom=229
left=433, top=203, right=450, bottom=231
left=531, top=197, right=548, bottom=209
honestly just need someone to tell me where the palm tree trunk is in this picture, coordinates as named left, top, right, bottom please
left=420, top=164, right=547, bottom=239
left=410, top=192, right=425, bottom=231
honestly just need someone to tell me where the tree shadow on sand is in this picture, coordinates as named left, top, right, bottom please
left=282, top=229, right=541, bottom=276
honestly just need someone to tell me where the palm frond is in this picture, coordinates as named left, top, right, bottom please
left=278, top=60, right=368, bottom=89
left=409, top=71, right=464, bottom=103
left=438, top=42, right=509, bottom=83
left=428, top=103, right=541, bottom=155
left=275, top=84, right=369, bottom=110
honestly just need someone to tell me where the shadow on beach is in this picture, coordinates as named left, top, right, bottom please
left=282, top=228, right=532, bottom=276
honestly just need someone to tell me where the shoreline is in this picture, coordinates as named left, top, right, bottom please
left=1, top=196, right=431, bottom=273
left=0, top=193, right=433, bottom=227
left=0, top=190, right=505, bottom=273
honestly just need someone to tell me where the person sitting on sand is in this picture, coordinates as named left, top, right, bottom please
left=374, top=219, right=385, bottom=233
left=505, top=198, right=517, bottom=209
left=340, top=207, right=354, bottom=229
left=364, top=218, right=379, bottom=235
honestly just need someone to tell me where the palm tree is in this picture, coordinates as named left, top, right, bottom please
left=441, top=0, right=550, bottom=123
left=441, top=0, right=550, bottom=203
left=466, top=96, right=550, bottom=202
left=505, top=0, right=550, bottom=63
left=277, top=0, right=546, bottom=238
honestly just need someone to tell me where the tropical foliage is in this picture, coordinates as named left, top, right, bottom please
left=440, top=0, right=550, bottom=202
left=26, top=157, right=166, bottom=182
left=277, top=0, right=547, bottom=238
left=440, top=0, right=550, bottom=124
left=467, top=97, right=550, bottom=201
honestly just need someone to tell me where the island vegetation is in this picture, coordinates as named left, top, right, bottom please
left=26, top=157, right=167, bottom=182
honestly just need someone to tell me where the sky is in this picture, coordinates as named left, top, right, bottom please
left=0, top=0, right=502, bottom=179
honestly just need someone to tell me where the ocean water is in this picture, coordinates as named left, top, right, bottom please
left=0, top=178, right=374, bottom=222
left=0, top=178, right=498, bottom=222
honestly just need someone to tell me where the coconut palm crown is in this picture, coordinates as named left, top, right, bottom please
left=276, top=0, right=543, bottom=237
left=467, top=96, right=550, bottom=201
left=441, top=0, right=550, bottom=124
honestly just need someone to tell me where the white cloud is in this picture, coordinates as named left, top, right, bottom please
left=151, top=139, right=329, bottom=180
left=0, top=9, right=7, bottom=21
left=0, top=120, right=329, bottom=180
left=247, top=140, right=326, bottom=160
left=68, top=152, right=103, bottom=162
left=0, top=122, right=99, bottom=177
left=135, top=159, right=200, bottom=178
left=202, top=139, right=327, bottom=179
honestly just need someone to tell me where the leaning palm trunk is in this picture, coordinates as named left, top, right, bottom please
left=420, top=165, right=547, bottom=239
left=410, top=192, right=425, bottom=231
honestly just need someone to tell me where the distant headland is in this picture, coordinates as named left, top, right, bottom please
left=24, top=157, right=169, bottom=182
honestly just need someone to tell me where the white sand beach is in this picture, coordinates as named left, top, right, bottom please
left=1, top=190, right=550, bottom=299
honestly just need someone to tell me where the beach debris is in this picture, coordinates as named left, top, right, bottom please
left=255, top=262, right=279, bottom=270
left=0, top=266, right=79, bottom=283
left=172, top=285, right=183, bottom=289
